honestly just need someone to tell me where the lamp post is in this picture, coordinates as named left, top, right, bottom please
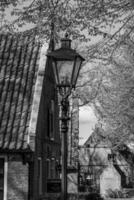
left=47, top=34, right=84, bottom=200
left=86, top=173, right=93, bottom=192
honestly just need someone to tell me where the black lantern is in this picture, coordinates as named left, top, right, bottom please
left=47, top=34, right=85, bottom=200
left=47, top=34, right=85, bottom=90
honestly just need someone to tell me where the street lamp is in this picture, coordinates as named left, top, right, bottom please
left=47, top=34, right=84, bottom=200
left=86, top=173, right=94, bottom=192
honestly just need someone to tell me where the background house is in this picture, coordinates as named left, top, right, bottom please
left=0, top=32, right=61, bottom=200
left=78, top=126, right=134, bottom=194
left=68, top=94, right=79, bottom=168
left=66, top=95, right=79, bottom=193
left=100, top=163, right=121, bottom=197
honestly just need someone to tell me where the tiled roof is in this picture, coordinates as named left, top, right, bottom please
left=0, top=33, right=41, bottom=151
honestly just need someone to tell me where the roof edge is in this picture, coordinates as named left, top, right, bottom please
left=28, top=42, right=49, bottom=151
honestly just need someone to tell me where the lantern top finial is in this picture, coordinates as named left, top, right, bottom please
left=65, top=32, right=69, bottom=38
left=61, top=33, right=71, bottom=49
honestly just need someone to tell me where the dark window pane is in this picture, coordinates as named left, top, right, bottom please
left=0, top=159, right=4, bottom=166
left=0, top=174, right=4, bottom=188
left=0, top=190, right=3, bottom=199
left=47, top=109, right=50, bottom=137
left=0, top=159, right=4, bottom=174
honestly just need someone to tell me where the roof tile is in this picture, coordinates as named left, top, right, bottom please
left=0, top=33, right=41, bottom=151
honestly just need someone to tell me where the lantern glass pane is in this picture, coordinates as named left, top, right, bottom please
left=57, top=60, right=74, bottom=85
left=52, top=60, right=59, bottom=85
left=72, top=57, right=82, bottom=86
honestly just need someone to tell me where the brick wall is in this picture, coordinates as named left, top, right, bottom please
left=7, top=156, right=28, bottom=200
left=33, top=58, right=61, bottom=197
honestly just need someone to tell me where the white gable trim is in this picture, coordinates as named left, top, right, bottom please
left=28, top=42, right=48, bottom=150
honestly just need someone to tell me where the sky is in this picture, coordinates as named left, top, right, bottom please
left=79, top=106, right=97, bottom=145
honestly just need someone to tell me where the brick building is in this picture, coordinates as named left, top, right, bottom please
left=0, top=33, right=61, bottom=200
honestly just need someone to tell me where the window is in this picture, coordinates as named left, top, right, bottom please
left=46, top=159, right=51, bottom=179
left=38, top=157, right=42, bottom=195
left=47, top=108, right=50, bottom=138
left=108, top=153, right=116, bottom=163
left=50, top=159, right=55, bottom=179
left=46, top=146, right=51, bottom=179
left=49, top=100, right=55, bottom=140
